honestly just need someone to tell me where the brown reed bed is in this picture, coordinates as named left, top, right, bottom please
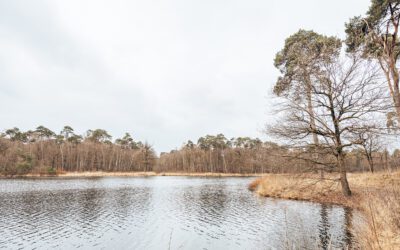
left=249, top=171, right=400, bottom=249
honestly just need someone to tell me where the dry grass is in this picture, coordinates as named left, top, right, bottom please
left=250, top=171, right=400, bottom=249
left=248, top=177, right=263, bottom=191
left=356, top=182, right=400, bottom=250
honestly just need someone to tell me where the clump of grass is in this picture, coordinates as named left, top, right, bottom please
left=248, top=178, right=263, bottom=191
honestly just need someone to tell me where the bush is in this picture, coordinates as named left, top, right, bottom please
left=47, top=167, right=57, bottom=175
left=15, top=161, right=32, bottom=175
left=12, top=150, right=34, bottom=175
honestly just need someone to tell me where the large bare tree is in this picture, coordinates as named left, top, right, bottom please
left=269, top=54, right=387, bottom=196
left=274, top=30, right=342, bottom=177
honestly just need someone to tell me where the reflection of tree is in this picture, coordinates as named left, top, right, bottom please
left=318, top=205, right=354, bottom=249
left=108, top=188, right=135, bottom=227
left=94, top=184, right=154, bottom=239
left=344, top=207, right=353, bottom=249
left=318, top=204, right=330, bottom=250
left=77, top=188, right=105, bottom=227
left=175, top=180, right=229, bottom=232
left=197, top=183, right=228, bottom=226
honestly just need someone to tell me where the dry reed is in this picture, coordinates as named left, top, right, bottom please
left=249, top=171, right=400, bottom=249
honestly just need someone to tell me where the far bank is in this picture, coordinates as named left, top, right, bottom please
left=0, top=171, right=262, bottom=178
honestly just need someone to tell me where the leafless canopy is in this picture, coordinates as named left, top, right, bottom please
left=270, top=54, right=388, bottom=156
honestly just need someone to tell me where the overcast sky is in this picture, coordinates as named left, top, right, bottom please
left=0, top=0, right=371, bottom=153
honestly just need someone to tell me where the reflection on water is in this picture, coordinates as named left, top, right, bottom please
left=319, top=204, right=330, bottom=248
left=0, top=177, right=356, bottom=249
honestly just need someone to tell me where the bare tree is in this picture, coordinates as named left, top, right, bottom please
left=269, top=54, right=388, bottom=196
left=274, top=30, right=342, bottom=178
left=353, top=128, right=384, bottom=173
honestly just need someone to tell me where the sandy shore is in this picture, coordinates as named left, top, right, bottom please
left=1, top=171, right=262, bottom=178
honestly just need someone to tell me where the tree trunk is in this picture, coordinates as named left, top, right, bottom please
left=338, top=153, right=352, bottom=196
left=384, top=150, right=390, bottom=172
left=306, top=78, right=322, bottom=178
left=396, top=102, right=400, bottom=125
left=221, top=150, right=227, bottom=173
left=306, top=82, right=319, bottom=146
left=386, top=62, right=400, bottom=125
left=393, top=91, right=400, bottom=125
left=60, top=144, right=64, bottom=172
left=366, top=154, right=374, bottom=173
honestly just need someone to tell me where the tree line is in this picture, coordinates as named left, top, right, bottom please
left=157, top=134, right=400, bottom=174
left=0, top=126, right=156, bottom=175
left=1, top=126, right=398, bottom=176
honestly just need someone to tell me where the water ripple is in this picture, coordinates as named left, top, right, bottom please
left=0, top=177, right=356, bottom=249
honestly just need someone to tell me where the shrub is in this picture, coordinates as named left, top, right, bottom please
left=47, top=167, right=57, bottom=175
left=15, top=161, right=32, bottom=175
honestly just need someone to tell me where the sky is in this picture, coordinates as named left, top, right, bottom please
left=0, top=0, right=371, bottom=153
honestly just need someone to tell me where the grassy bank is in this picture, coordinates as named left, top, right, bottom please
left=249, top=171, right=400, bottom=249
left=0, top=171, right=262, bottom=178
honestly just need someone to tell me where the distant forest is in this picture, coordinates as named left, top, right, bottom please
left=0, top=126, right=398, bottom=175
left=0, top=126, right=155, bottom=175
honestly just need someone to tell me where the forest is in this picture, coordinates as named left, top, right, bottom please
left=0, top=126, right=156, bottom=175
left=0, top=126, right=399, bottom=176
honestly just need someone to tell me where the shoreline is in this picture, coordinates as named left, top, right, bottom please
left=0, top=171, right=262, bottom=178
left=249, top=171, right=400, bottom=248
left=248, top=173, right=364, bottom=208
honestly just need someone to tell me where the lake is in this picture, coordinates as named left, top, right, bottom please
left=0, top=177, right=355, bottom=249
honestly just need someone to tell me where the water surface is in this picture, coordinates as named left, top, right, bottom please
left=0, top=177, right=354, bottom=249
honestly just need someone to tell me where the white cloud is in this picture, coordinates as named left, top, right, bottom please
left=0, top=0, right=371, bottom=152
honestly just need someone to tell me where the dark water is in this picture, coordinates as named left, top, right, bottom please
left=0, top=177, right=355, bottom=249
